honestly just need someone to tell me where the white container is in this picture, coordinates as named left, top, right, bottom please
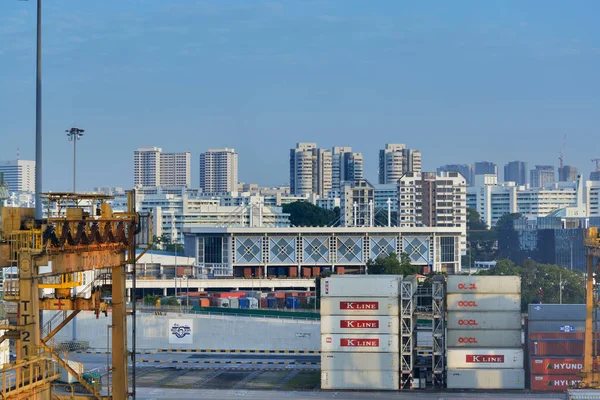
left=447, top=311, right=521, bottom=330
left=447, top=330, right=522, bottom=348
left=320, top=297, right=399, bottom=316
left=321, top=370, right=399, bottom=390
left=447, top=348, right=523, bottom=369
left=321, top=316, right=399, bottom=334
left=321, top=334, right=399, bottom=353
left=447, top=276, right=520, bottom=294
left=229, top=297, right=239, bottom=309
left=447, top=294, right=520, bottom=312
left=216, top=298, right=230, bottom=308
left=248, top=297, right=259, bottom=310
left=321, top=352, right=399, bottom=371
left=321, top=275, right=402, bottom=297
left=57, top=360, right=84, bottom=384
left=446, top=369, right=525, bottom=389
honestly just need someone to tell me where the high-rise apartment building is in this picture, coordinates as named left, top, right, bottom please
left=378, top=144, right=422, bottom=184
left=289, top=143, right=332, bottom=196
left=474, top=161, right=498, bottom=176
left=199, top=148, right=239, bottom=193
left=0, top=160, right=36, bottom=193
left=504, top=161, right=527, bottom=185
left=134, top=147, right=191, bottom=188
left=558, top=165, right=579, bottom=182
left=331, top=146, right=363, bottom=191
left=437, top=164, right=474, bottom=186
left=530, top=165, right=555, bottom=188
left=340, top=179, right=375, bottom=227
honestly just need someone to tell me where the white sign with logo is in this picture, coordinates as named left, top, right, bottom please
left=169, top=319, right=193, bottom=344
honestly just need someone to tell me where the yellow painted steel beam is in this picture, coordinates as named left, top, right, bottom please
left=42, top=310, right=80, bottom=344
left=39, top=272, right=83, bottom=289
left=39, top=298, right=107, bottom=312
left=33, top=249, right=126, bottom=275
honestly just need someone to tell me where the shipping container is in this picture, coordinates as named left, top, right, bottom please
left=199, top=298, right=210, bottom=307
left=447, top=330, right=522, bottom=348
left=567, top=389, right=600, bottom=399
left=321, top=275, right=402, bottom=298
left=447, top=276, right=520, bottom=294
left=447, top=294, right=520, bottom=312
left=321, top=316, right=399, bottom=334
left=447, top=311, right=521, bottom=330
left=531, top=374, right=582, bottom=391
left=260, top=297, right=268, bottom=309
left=239, top=298, right=250, bottom=309
left=447, top=348, right=524, bottom=369
left=529, top=332, right=587, bottom=340
left=321, top=352, right=399, bottom=371
left=248, top=297, right=258, bottom=309
left=530, top=340, right=584, bottom=357
left=531, top=357, right=584, bottom=375
left=229, top=297, right=239, bottom=309
left=266, top=297, right=278, bottom=309
left=321, top=370, right=399, bottom=390
left=321, top=334, right=399, bottom=353
left=446, top=369, right=525, bottom=390
left=216, top=298, right=230, bottom=308
left=320, top=297, right=399, bottom=316
left=528, top=304, right=586, bottom=321
left=529, top=321, right=586, bottom=333
left=286, top=297, right=300, bottom=309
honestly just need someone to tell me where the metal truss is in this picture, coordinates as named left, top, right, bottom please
left=401, top=275, right=418, bottom=390
left=432, top=275, right=446, bottom=388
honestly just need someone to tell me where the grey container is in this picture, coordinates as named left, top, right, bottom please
left=321, top=275, right=402, bottom=297
left=446, top=369, right=525, bottom=389
left=321, top=370, right=399, bottom=390
left=447, top=329, right=522, bottom=348
left=447, top=294, right=520, bottom=312
left=567, top=390, right=600, bottom=400
left=528, top=304, right=586, bottom=321
left=528, top=320, right=586, bottom=333
left=447, top=311, right=521, bottom=330
left=447, top=276, right=520, bottom=294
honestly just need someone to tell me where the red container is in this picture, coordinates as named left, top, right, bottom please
left=312, top=267, right=320, bottom=277
left=337, top=266, right=345, bottom=274
left=530, top=374, right=582, bottom=391
left=529, top=340, right=584, bottom=357
left=530, top=332, right=585, bottom=340
left=289, top=267, right=298, bottom=277
left=244, top=268, right=252, bottom=278
left=530, top=357, right=584, bottom=375
left=199, top=298, right=210, bottom=307
left=176, top=267, right=185, bottom=277
left=302, top=268, right=311, bottom=278
left=284, top=291, right=299, bottom=298
left=260, top=298, right=268, bottom=308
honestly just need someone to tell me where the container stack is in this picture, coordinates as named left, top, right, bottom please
left=320, top=275, right=402, bottom=390
left=446, top=276, right=525, bottom=389
left=528, top=304, right=598, bottom=391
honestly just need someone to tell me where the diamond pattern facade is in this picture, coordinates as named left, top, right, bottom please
left=403, top=237, right=430, bottom=264
left=269, top=237, right=297, bottom=263
left=336, top=237, right=363, bottom=263
left=302, top=237, right=330, bottom=263
left=369, top=237, right=397, bottom=260
left=235, top=237, right=263, bottom=264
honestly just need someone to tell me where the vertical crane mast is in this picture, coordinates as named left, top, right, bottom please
left=582, top=228, right=600, bottom=388
left=559, top=134, right=567, bottom=169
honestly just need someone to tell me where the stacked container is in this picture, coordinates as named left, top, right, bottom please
left=528, top=304, right=598, bottom=391
left=446, top=276, right=525, bottom=389
left=320, top=275, right=402, bottom=390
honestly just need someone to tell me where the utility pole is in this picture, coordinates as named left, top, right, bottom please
left=34, top=0, right=43, bottom=220
left=66, top=127, right=84, bottom=192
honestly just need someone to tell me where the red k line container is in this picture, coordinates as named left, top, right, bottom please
left=447, top=294, right=520, bottom=312
left=321, top=334, right=399, bottom=353
left=531, top=374, right=582, bottom=391
left=320, top=297, right=399, bottom=316
left=321, top=315, right=399, bottom=334
left=530, top=357, right=584, bottom=375
left=529, top=340, right=584, bottom=357
left=447, top=276, right=520, bottom=294
left=447, top=348, right=524, bottom=369
left=447, top=311, right=521, bottom=330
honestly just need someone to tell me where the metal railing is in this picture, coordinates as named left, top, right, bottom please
left=0, top=356, right=60, bottom=398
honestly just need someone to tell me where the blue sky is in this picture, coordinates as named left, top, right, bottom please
left=1, top=0, right=599, bottom=190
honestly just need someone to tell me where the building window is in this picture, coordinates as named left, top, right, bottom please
left=440, top=237, right=455, bottom=263
left=204, top=237, right=223, bottom=264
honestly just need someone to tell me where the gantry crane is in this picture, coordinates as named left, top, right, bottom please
left=0, top=191, right=151, bottom=400
left=581, top=227, right=600, bottom=388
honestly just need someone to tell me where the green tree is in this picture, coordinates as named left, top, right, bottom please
left=282, top=201, right=338, bottom=227
left=467, top=207, right=487, bottom=231
left=160, top=296, right=180, bottom=306
left=143, top=294, right=160, bottom=306
left=367, top=253, right=419, bottom=276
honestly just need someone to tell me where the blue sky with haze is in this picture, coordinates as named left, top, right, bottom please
left=1, top=0, right=599, bottom=190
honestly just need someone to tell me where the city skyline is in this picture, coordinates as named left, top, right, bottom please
left=1, top=1, right=599, bottom=190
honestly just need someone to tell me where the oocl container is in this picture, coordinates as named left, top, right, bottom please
left=320, top=297, right=399, bottom=316
left=320, top=316, right=399, bottom=334
left=447, top=276, right=520, bottom=294
left=531, top=374, right=582, bottom=391
left=530, top=340, right=584, bottom=357
left=528, top=304, right=586, bottom=321
left=447, top=294, right=520, bottom=312
left=447, top=311, right=521, bottom=330
left=321, top=370, right=399, bottom=390
left=447, top=330, right=521, bottom=348
left=321, top=334, right=399, bottom=353
left=321, top=275, right=402, bottom=297
left=447, top=348, right=524, bottom=369
left=321, top=352, right=399, bottom=371
left=446, top=369, right=525, bottom=389
left=531, top=357, right=584, bottom=375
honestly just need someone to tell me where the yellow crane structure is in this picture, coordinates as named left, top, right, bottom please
left=0, top=191, right=151, bottom=400
left=581, top=227, right=600, bottom=388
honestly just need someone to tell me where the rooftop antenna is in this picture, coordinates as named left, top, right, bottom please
left=559, top=134, right=567, bottom=168
left=16, top=147, right=20, bottom=161
left=592, top=159, right=600, bottom=172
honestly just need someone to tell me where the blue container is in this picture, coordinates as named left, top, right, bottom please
left=286, top=297, right=300, bottom=309
left=239, top=298, right=250, bottom=309
left=267, top=297, right=278, bottom=309
left=277, top=267, right=286, bottom=276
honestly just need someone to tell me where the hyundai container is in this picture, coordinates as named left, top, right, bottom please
left=321, top=370, right=399, bottom=390
left=320, top=352, right=399, bottom=371
left=320, top=297, right=399, bottom=316
left=320, top=315, right=399, bottom=334
left=321, top=275, right=402, bottom=297
left=447, top=276, right=520, bottom=294
left=447, top=329, right=521, bottom=348
left=321, top=334, right=399, bottom=353
left=446, top=369, right=525, bottom=389
left=447, top=311, right=521, bottom=330
left=531, top=357, right=584, bottom=375
left=531, top=374, right=582, bottom=391
left=447, top=294, right=520, bottom=311
left=447, top=348, right=524, bottom=369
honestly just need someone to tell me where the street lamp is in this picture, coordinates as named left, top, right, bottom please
left=66, top=127, right=84, bottom=193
